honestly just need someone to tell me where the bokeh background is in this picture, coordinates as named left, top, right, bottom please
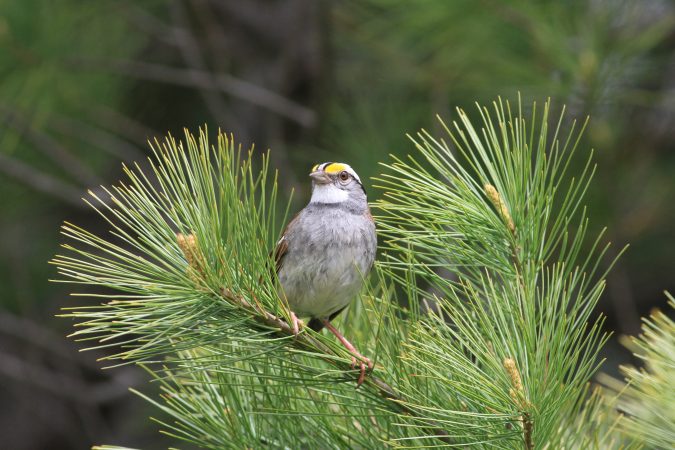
left=0, top=1, right=673, bottom=449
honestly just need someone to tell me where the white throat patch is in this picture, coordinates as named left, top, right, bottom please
left=310, top=184, right=348, bottom=204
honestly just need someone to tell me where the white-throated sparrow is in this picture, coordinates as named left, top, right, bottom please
left=274, top=162, right=377, bottom=385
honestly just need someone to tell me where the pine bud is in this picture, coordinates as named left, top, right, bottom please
left=503, top=357, right=530, bottom=409
left=485, top=184, right=515, bottom=233
left=176, top=232, right=206, bottom=280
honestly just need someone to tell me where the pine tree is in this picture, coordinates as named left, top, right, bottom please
left=53, top=98, right=634, bottom=448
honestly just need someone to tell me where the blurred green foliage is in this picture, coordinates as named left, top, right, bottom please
left=0, top=0, right=142, bottom=170
left=0, top=0, right=147, bottom=314
left=0, top=0, right=673, bottom=448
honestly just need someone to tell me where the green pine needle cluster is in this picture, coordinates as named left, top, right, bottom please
left=53, top=98, right=629, bottom=448
left=372, top=98, right=624, bottom=448
left=604, top=293, right=675, bottom=449
left=54, top=130, right=293, bottom=363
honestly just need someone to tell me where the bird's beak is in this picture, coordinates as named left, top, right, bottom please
left=309, top=170, right=331, bottom=185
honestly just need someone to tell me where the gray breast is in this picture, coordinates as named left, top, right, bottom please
left=277, top=203, right=377, bottom=318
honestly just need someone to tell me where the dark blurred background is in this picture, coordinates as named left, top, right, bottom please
left=0, top=1, right=673, bottom=448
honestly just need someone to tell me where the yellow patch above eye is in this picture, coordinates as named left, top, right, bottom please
left=323, top=163, right=348, bottom=174
left=311, top=164, right=319, bottom=172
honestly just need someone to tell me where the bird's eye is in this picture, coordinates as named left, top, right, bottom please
left=339, top=171, right=350, bottom=181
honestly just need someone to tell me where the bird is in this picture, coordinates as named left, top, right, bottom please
left=273, top=162, right=377, bottom=385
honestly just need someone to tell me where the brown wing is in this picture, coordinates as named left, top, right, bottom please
left=271, top=211, right=301, bottom=275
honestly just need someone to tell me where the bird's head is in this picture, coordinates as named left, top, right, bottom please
left=308, top=162, right=366, bottom=204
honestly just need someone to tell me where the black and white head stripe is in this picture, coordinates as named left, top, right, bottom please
left=311, top=162, right=362, bottom=184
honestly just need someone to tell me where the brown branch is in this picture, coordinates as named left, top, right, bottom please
left=523, top=412, right=533, bottom=450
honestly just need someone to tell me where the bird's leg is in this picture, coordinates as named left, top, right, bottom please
left=289, top=311, right=300, bottom=336
left=322, top=319, right=373, bottom=387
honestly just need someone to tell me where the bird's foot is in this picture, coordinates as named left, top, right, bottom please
left=289, top=311, right=301, bottom=337
left=350, top=354, right=373, bottom=387
left=323, top=320, right=373, bottom=388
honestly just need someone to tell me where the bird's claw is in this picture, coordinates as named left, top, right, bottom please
left=351, top=355, right=373, bottom=388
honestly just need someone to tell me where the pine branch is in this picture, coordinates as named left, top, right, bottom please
left=53, top=97, right=624, bottom=448
left=374, top=97, right=623, bottom=447
left=601, top=292, right=675, bottom=448
left=52, top=128, right=450, bottom=447
left=171, top=229, right=453, bottom=442
left=217, top=285, right=452, bottom=442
